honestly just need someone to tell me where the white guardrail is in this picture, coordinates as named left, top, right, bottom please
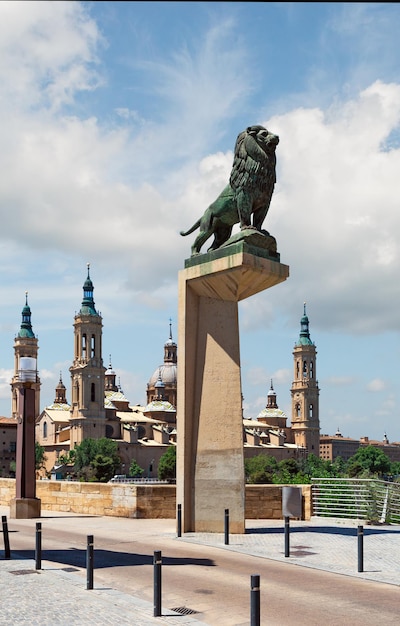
left=311, top=477, right=400, bottom=524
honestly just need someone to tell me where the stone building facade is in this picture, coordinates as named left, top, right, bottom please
left=0, top=268, right=323, bottom=478
left=33, top=274, right=322, bottom=475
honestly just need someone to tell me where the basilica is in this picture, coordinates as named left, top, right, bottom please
left=10, top=267, right=321, bottom=477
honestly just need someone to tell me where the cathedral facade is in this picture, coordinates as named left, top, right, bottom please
left=31, top=269, right=320, bottom=476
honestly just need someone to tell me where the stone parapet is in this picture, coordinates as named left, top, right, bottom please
left=245, top=484, right=312, bottom=520
left=0, top=479, right=311, bottom=520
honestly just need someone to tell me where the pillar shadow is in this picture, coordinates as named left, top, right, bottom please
left=5, top=548, right=215, bottom=569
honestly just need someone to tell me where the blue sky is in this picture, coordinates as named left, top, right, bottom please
left=0, top=1, right=400, bottom=442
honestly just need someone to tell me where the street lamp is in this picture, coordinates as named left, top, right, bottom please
left=10, top=357, right=41, bottom=519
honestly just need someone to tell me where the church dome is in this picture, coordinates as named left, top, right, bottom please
left=148, top=363, right=177, bottom=387
left=145, top=399, right=176, bottom=413
left=147, top=321, right=177, bottom=387
left=257, top=380, right=287, bottom=419
left=147, top=322, right=177, bottom=407
left=257, top=406, right=287, bottom=419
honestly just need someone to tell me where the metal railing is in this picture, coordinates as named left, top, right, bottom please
left=312, top=478, right=400, bottom=524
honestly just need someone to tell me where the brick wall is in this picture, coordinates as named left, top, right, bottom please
left=0, top=479, right=312, bottom=520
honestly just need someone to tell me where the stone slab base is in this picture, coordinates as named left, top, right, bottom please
left=10, top=497, right=41, bottom=519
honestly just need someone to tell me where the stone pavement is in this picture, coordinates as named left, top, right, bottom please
left=180, top=517, right=400, bottom=587
left=1, top=510, right=400, bottom=625
left=0, top=557, right=206, bottom=626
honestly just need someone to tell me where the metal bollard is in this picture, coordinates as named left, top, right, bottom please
left=35, top=522, right=42, bottom=570
left=86, top=535, right=94, bottom=590
left=250, top=574, right=260, bottom=626
left=284, top=516, right=290, bottom=558
left=153, top=550, right=162, bottom=617
left=224, top=509, right=229, bottom=545
left=2, top=516, right=10, bottom=559
left=177, top=504, right=182, bottom=538
left=357, top=525, right=364, bottom=573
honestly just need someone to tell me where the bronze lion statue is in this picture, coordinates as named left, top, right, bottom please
left=180, top=125, right=279, bottom=255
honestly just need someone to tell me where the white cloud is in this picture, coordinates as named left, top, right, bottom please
left=239, top=80, right=400, bottom=334
left=0, top=1, right=103, bottom=111
left=0, top=2, right=399, bottom=440
left=366, top=378, right=386, bottom=392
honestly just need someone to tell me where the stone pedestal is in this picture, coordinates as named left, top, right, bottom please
left=11, top=385, right=41, bottom=519
left=10, top=497, right=41, bottom=519
left=177, top=243, right=289, bottom=533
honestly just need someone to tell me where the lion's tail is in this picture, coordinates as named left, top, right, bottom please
left=180, top=219, right=201, bottom=237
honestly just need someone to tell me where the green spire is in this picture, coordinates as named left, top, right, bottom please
left=18, top=292, right=35, bottom=338
left=296, top=302, right=314, bottom=346
left=79, top=263, right=98, bottom=316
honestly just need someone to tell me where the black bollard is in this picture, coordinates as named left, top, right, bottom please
left=224, top=508, right=229, bottom=545
left=284, top=516, right=290, bottom=557
left=153, top=550, right=162, bottom=617
left=357, top=525, right=364, bottom=573
left=250, top=574, right=260, bottom=626
left=177, top=504, right=182, bottom=538
left=2, top=516, right=10, bottom=560
left=86, top=535, right=94, bottom=590
left=35, top=522, right=42, bottom=570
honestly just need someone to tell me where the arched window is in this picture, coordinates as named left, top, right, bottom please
left=296, top=361, right=300, bottom=378
left=43, top=422, right=47, bottom=438
left=82, top=334, right=87, bottom=359
left=303, top=360, right=307, bottom=375
left=91, top=335, right=95, bottom=358
left=91, top=383, right=95, bottom=402
left=296, top=403, right=301, bottom=417
left=310, top=361, right=314, bottom=379
left=309, top=403, right=313, bottom=417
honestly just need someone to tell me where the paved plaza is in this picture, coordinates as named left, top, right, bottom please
left=1, top=507, right=400, bottom=625
left=181, top=517, right=400, bottom=587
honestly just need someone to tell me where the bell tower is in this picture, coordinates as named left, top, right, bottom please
left=69, top=265, right=106, bottom=447
left=11, top=293, right=41, bottom=420
left=290, top=303, right=320, bottom=454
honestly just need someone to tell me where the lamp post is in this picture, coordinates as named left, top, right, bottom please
left=10, top=357, right=41, bottom=519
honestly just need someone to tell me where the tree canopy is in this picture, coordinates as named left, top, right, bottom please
left=129, top=459, right=144, bottom=478
left=158, top=446, right=176, bottom=481
left=72, top=438, right=121, bottom=482
left=244, top=446, right=395, bottom=484
left=346, top=445, right=391, bottom=478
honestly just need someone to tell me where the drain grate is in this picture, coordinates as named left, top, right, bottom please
left=10, top=570, right=39, bottom=575
left=170, top=607, right=199, bottom=615
left=62, top=567, right=79, bottom=572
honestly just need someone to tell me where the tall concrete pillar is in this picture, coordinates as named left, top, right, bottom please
left=177, top=243, right=289, bottom=532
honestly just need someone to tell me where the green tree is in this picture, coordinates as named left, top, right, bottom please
left=245, top=454, right=278, bottom=484
left=35, top=441, right=47, bottom=472
left=58, top=449, right=76, bottom=466
left=73, top=438, right=120, bottom=482
left=346, top=445, right=391, bottom=478
left=390, top=461, right=400, bottom=478
left=158, top=446, right=176, bottom=481
left=129, top=459, right=144, bottom=478
left=332, top=456, right=347, bottom=477
left=274, top=458, right=301, bottom=484
left=92, top=454, right=115, bottom=483
left=299, top=453, right=336, bottom=480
